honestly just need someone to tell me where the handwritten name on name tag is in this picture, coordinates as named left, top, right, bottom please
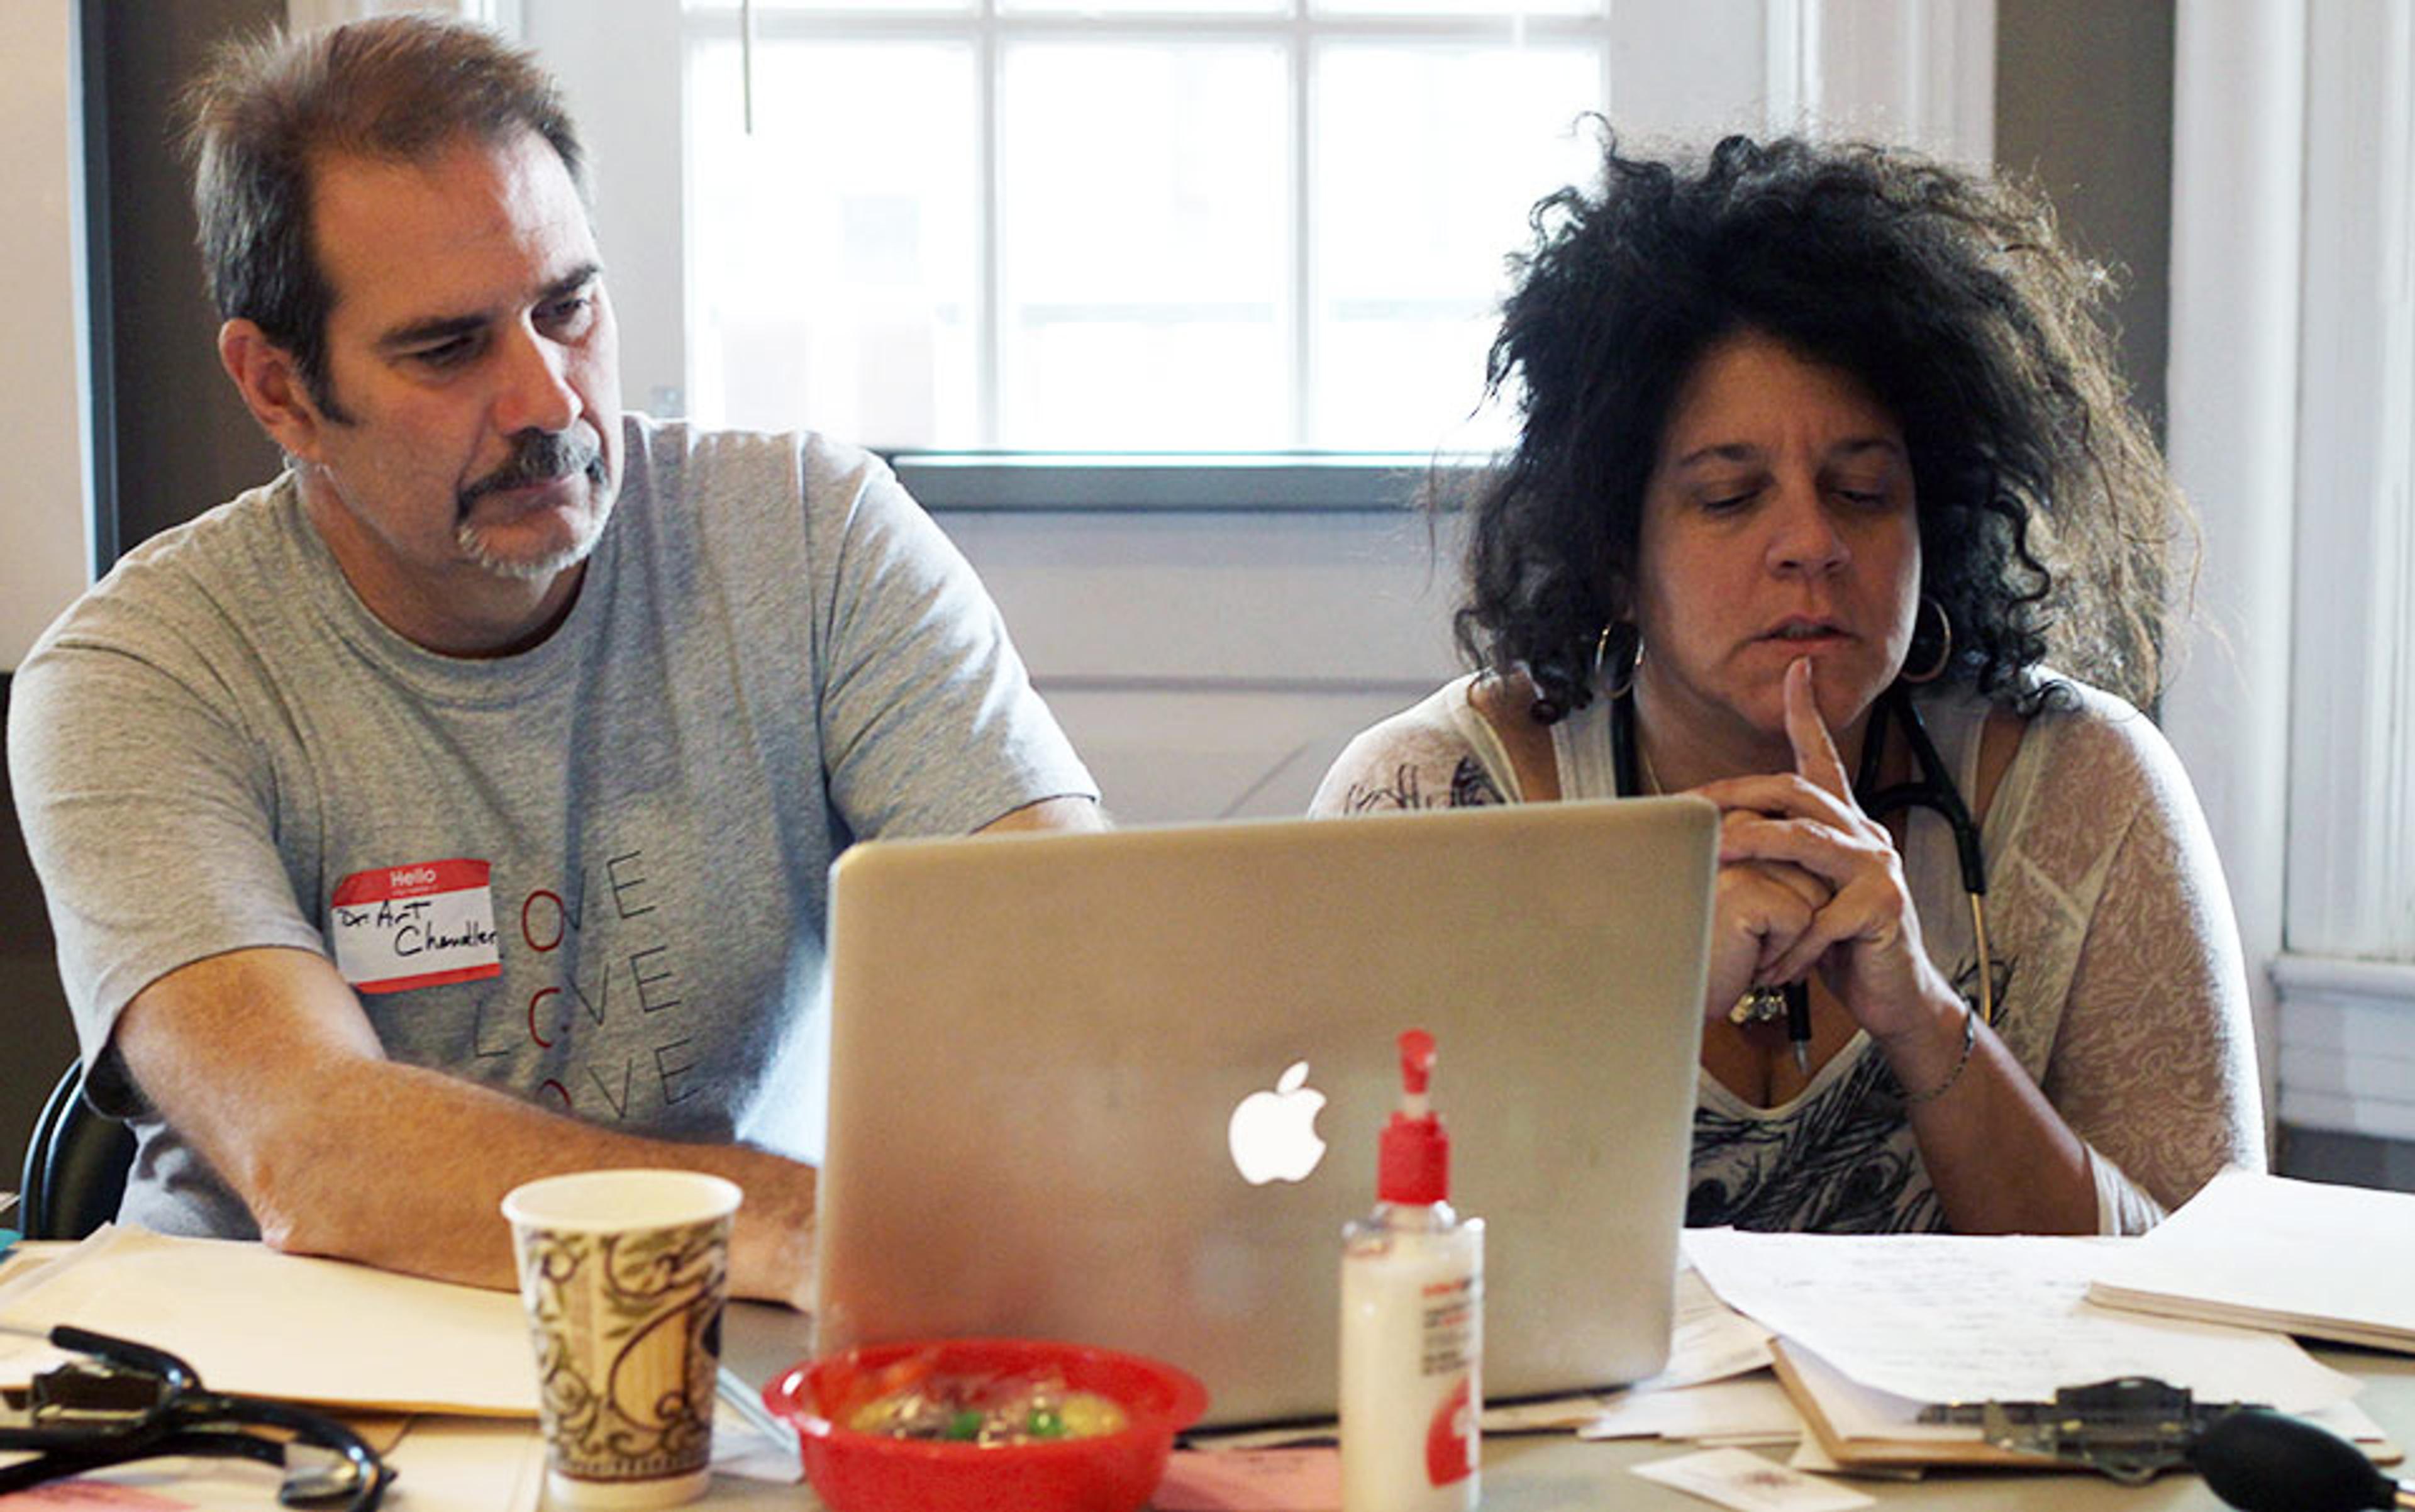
left=330, top=859, right=502, bottom=994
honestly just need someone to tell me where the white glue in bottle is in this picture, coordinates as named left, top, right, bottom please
left=1340, top=1028, right=1483, bottom=1512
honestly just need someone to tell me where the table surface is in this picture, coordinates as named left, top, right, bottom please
left=711, top=1303, right=2415, bottom=1510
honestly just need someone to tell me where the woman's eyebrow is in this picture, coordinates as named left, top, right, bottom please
left=1667, top=434, right=1906, bottom=472
left=1823, top=436, right=1907, bottom=464
left=1668, top=441, right=1765, bottom=470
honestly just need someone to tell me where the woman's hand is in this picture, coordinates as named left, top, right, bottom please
left=1700, top=838, right=1827, bottom=1020
left=1694, top=657, right=1955, bottom=1042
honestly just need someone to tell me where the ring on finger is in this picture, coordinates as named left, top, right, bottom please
left=1730, top=986, right=1789, bottom=1026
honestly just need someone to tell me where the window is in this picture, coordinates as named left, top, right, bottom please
left=2268, top=3, right=2415, bottom=1142
left=530, top=0, right=1995, bottom=456
left=2166, top=1, right=2415, bottom=1157
left=522, top=0, right=1992, bottom=828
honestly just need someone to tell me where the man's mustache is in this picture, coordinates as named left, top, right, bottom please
left=457, top=429, right=606, bottom=515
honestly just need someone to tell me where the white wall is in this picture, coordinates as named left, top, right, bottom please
left=940, top=508, right=1464, bottom=823
left=1, top=0, right=96, bottom=669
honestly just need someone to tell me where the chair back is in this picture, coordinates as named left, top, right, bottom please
left=18, top=1060, right=135, bottom=1240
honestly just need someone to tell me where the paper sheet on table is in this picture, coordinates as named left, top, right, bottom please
left=1156, top=1448, right=1341, bottom=1511
left=0, top=1226, right=535, bottom=1415
left=1681, top=1228, right=2358, bottom=1412
left=1628, top=1265, right=1776, bottom=1393
left=1579, top=1375, right=1802, bottom=1442
left=387, top=1417, right=548, bottom=1511
left=2085, top=1169, right=2415, bottom=1351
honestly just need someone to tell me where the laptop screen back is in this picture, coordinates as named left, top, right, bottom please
left=814, top=797, right=1716, bottom=1426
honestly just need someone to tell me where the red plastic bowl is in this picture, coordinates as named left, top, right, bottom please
left=762, top=1338, right=1209, bottom=1512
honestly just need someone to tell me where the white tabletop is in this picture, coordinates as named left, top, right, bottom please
left=711, top=1301, right=2415, bottom=1510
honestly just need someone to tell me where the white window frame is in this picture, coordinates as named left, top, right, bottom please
left=0, top=0, right=96, bottom=672
left=2166, top=0, right=2415, bottom=1146
left=530, top=0, right=1993, bottom=478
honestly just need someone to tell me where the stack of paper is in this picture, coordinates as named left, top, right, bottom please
left=2085, top=1169, right=2415, bottom=1352
left=1680, top=1226, right=2375, bottom=1472
left=0, top=1226, right=535, bottom=1415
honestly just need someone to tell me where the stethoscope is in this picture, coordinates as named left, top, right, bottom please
left=0, top=1326, right=391, bottom=1509
left=1610, top=680, right=1997, bottom=1030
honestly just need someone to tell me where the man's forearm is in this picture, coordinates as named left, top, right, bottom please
left=113, top=947, right=819, bottom=1305
left=238, top=1055, right=817, bottom=1303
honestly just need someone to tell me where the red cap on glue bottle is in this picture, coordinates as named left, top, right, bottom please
left=1377, top=1028, right=1450, bottom=1205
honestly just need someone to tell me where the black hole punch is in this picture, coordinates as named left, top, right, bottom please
left=2194, top=1408, right=2400, bottom=1512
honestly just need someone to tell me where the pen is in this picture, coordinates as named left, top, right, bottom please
left=1785, top=982, right=1811, bottom=1076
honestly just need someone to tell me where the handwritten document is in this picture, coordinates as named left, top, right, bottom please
left=1681, top=1228, right=2358, bottom=1412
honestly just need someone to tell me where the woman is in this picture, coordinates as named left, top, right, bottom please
left=1311, top=133, right=2262, bottom=1236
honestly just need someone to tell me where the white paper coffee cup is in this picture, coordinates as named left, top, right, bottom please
left=502, top=1169, right=743, bottom=1509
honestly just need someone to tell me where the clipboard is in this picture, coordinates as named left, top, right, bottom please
left=1774, top=1338, right=2406, bottom=1480
left=1769, top=1338, right=2065, bottom=1473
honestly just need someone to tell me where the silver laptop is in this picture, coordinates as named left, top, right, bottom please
left=813, top=797, right=1715, bottom=1427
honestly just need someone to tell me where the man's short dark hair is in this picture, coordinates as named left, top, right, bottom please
left=184, top=13, right=587, bottom=417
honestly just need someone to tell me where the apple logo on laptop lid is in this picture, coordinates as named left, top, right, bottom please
left=1228, top=1060, right=1328, bottom=1185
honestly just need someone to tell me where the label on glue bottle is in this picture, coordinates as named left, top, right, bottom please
left=1340, top=1028, right=1482, bottom=1512
left=1341, top=1215, right=1483, bottom=1509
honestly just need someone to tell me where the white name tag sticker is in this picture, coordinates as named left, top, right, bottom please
left=330, top=859, right=504, bottom=994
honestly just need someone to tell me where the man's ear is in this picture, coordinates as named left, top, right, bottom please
left=218, top=320, right=333, bottom=460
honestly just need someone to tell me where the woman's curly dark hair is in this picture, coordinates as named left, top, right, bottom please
left=1454, top=129, right=2188, bottom=723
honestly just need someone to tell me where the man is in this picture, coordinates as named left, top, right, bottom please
left=4, top=14, right=1098, bottom=1307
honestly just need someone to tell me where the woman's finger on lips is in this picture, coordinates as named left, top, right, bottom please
left=1785, top=656, right=1854, bottom=801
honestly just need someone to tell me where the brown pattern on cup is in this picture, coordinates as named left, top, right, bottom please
left=516, top=1216, right=731, bottom=1484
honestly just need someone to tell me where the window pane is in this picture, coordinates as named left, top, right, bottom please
left=687, top=38, right=980, bottom=447
left=999, top=42, right=1291, bottom=448
left=687, top=1, right=974, bottom=13
left=1607, top=0, right=1771, bottom=142
left=1003, top=0, right=1283, bottom=15
left=1312, top=0, right=1600, bottom=18
left=1312, top=42, right=1600, bottom=450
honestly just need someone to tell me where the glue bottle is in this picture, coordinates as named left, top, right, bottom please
left=1340, top=1028, right=1483, bottom=1512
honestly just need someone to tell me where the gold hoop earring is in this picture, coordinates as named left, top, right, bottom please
left=1899, top=596, right=1953, bottom=684
left=1594, top=622, right=1643, bottom=699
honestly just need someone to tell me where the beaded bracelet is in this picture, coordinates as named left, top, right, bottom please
left=1901, top=999, right=1978, bottom=1107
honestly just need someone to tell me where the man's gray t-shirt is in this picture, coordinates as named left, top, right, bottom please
left=6, top=416, right=1095, bottom=1237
